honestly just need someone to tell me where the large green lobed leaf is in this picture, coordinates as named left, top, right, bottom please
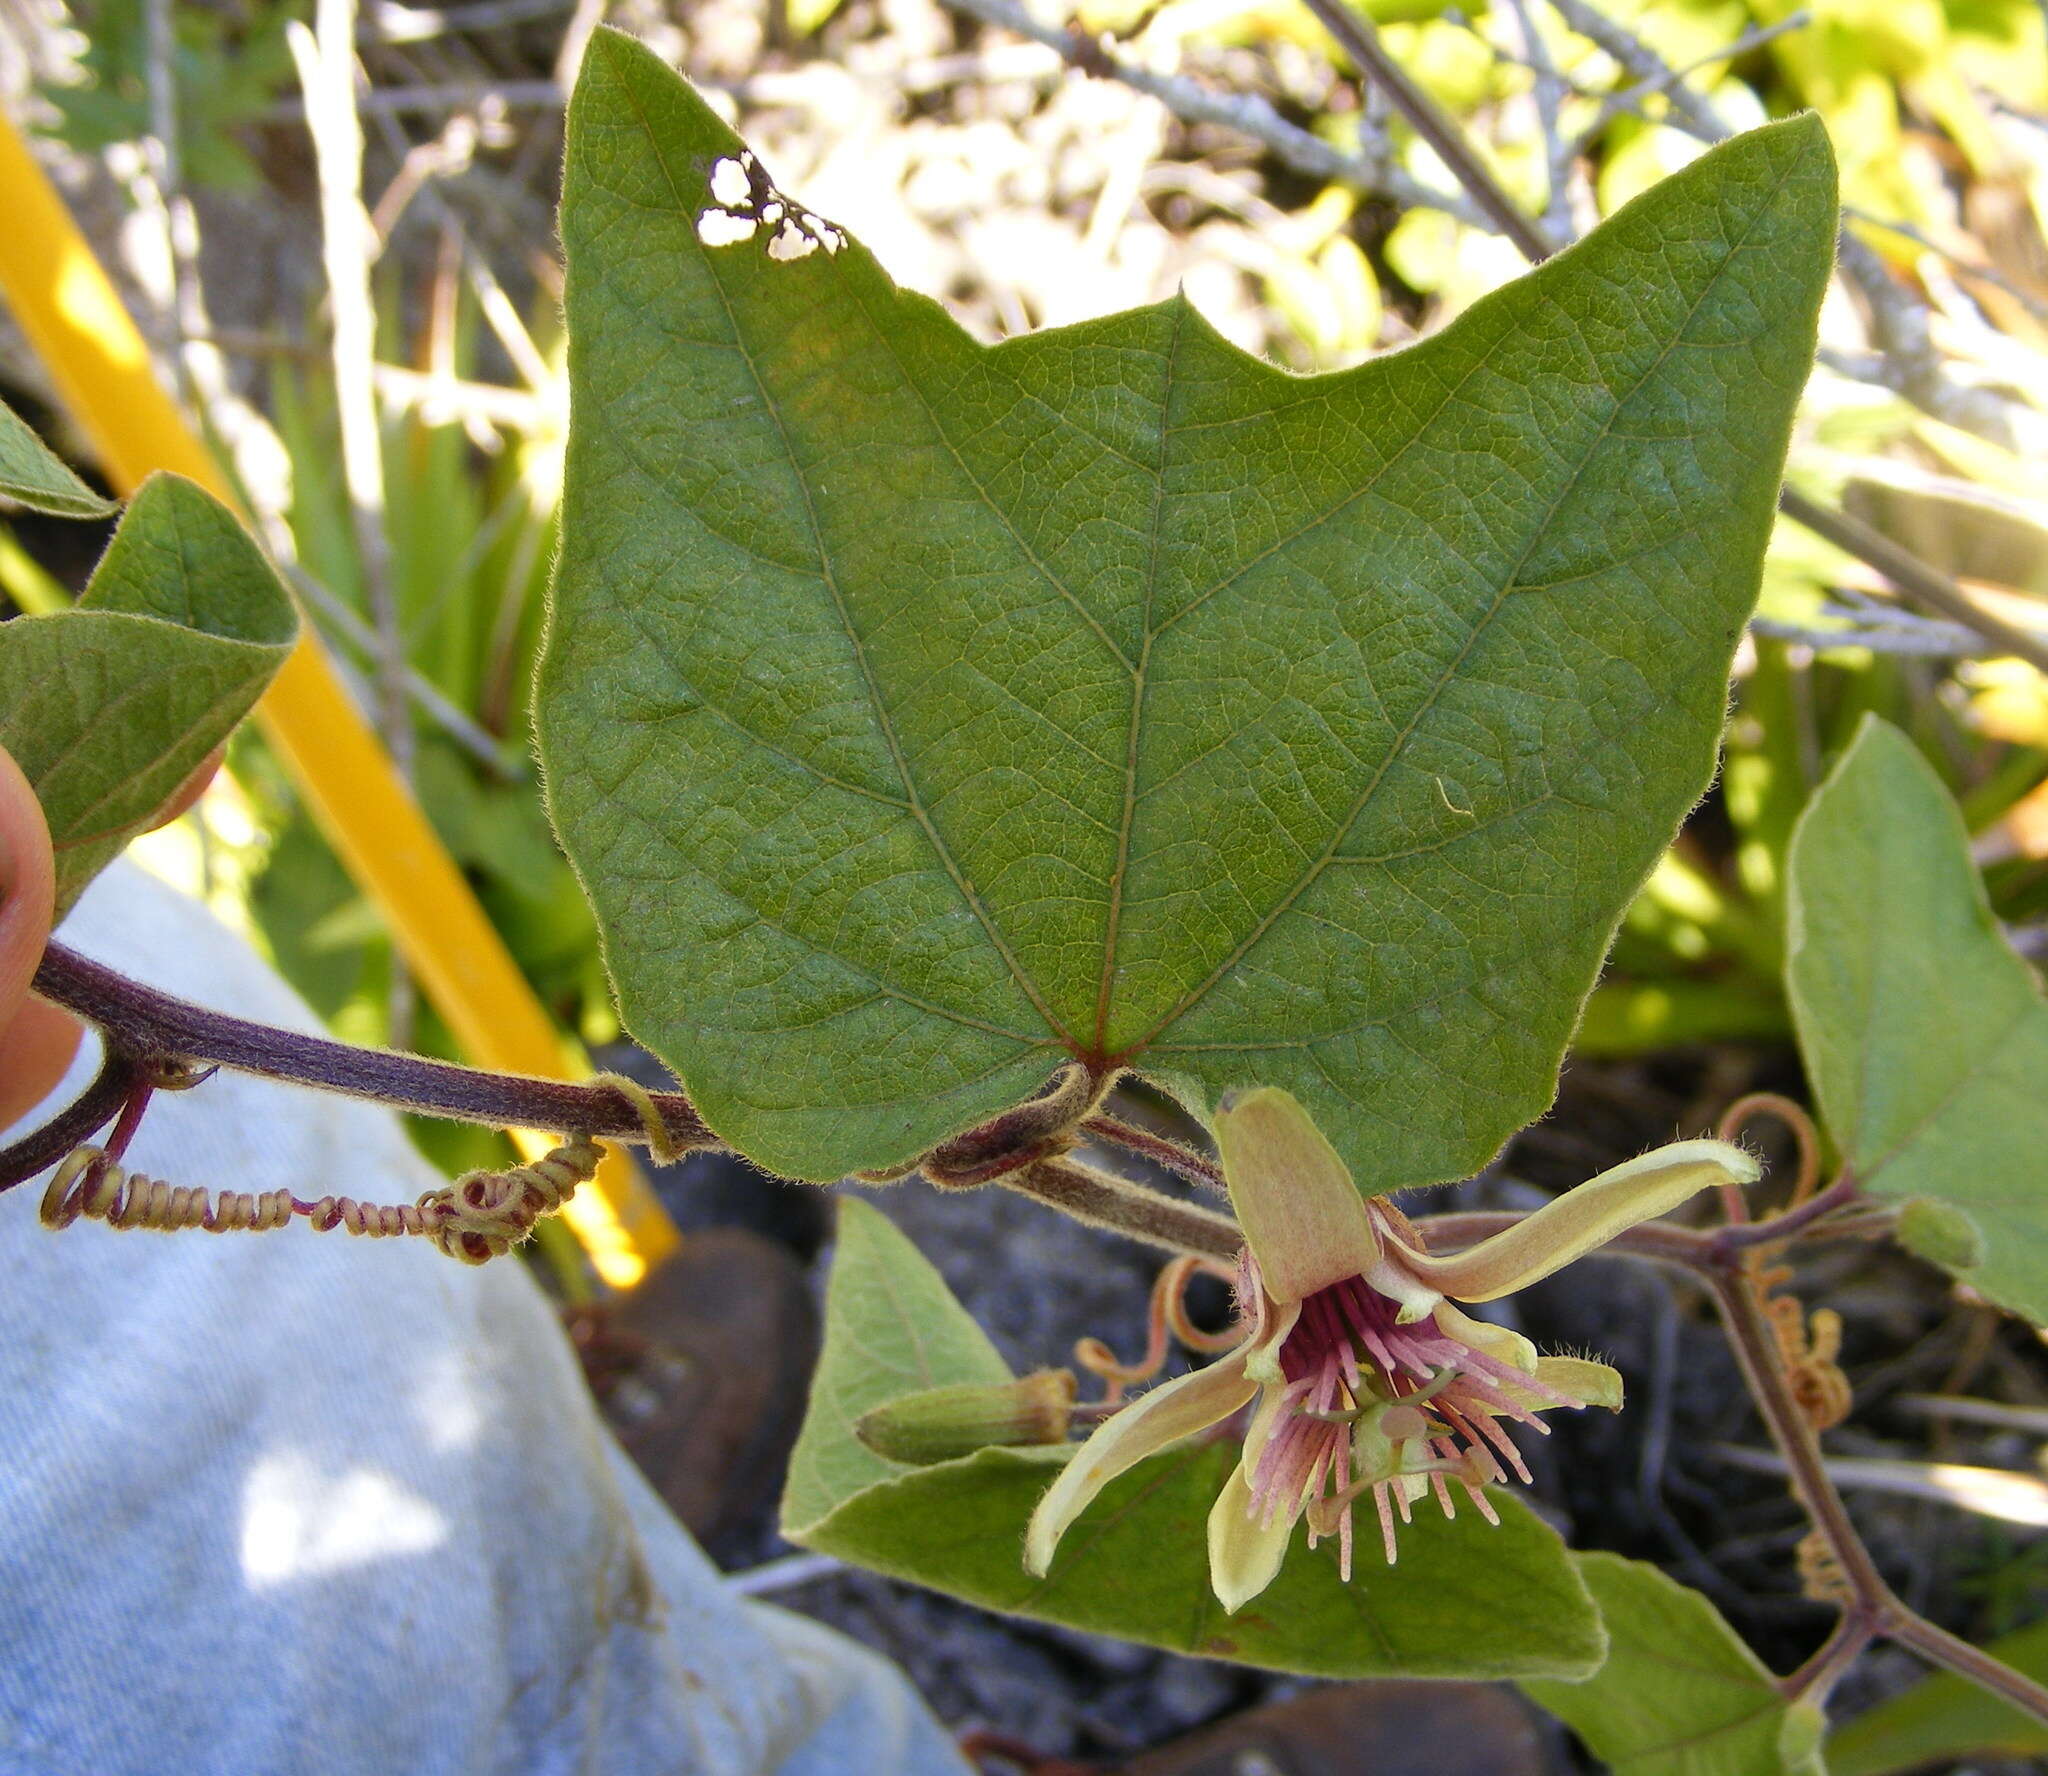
left=0, top=473, right=297, bottom=912
left=1786, top=715, right=2048, bottom=1325
left=1523, top=1554, right=1824, bottom=1775
left=785, top=1198, right=1605, bottom=1679
left=542, top=31, right=1836, bottom=1182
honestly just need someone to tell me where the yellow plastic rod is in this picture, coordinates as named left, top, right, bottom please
left=0, top=109, right=679, bottom=1287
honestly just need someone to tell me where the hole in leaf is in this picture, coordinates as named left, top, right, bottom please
left=696, top=149, right=846, bottom=260
left=696, top=210, right=759, bottom=247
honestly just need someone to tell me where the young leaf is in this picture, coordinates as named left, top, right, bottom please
left=1825, top=1616, right=2048, bottom=1775
left=781, top=1193, right=1013, bottom=1534
left=0, top=395, right=115, bottom=519
left=784, top=1199, right=1606, bottom=1680
left=0, top=473, right=297, bottom=911
left=1522, top=1554, right=1824, bottom=1775
left=541, top=31, right=1836, bottom=1182
left=1786, top=715, right=2048, bottom=1324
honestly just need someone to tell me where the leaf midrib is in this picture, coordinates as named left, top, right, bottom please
left=1097, top=298, right=1186, bottom=1056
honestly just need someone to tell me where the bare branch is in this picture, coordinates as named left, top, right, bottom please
left=1778, top=487, right=2048, bottom=678
left=936, top=0, right=1493, bottom=230
left=1292, top=0, right=2048, bottom=672
left=1500, top=0, right=1574, bottom=241
left=1750, top=602, right=2047, bottom=660
left=1298, top=0, right=1556, bottom=256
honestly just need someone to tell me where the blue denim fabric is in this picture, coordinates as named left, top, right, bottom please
left=0, top=864, right=970, bottom=1776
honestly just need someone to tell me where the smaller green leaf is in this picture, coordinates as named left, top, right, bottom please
left=781, top=1195, right=1012, bottom=1535
left=1826, top=1616, right=2048, bottom=1776
left=1786, top=715, right=2048, bottom=1325
left=1523, top=1554, right=1823, bottom=1776
left=0, top=473, right=297, bottom=911
left=1894, top=1197, right=1986, bottom=1273
left=0, top=396, right=114, bottom=519
left=785, top=1198, right=1605, bottom=1680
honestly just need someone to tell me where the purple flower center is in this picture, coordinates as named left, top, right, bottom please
left=1241, top=1265, right=1584, bottom=1577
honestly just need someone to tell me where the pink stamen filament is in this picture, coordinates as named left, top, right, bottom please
left=1240, top=1264, right=1587, bottom=1572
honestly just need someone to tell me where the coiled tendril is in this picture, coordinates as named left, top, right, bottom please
left=40, top=1134, right=604, bottom=1267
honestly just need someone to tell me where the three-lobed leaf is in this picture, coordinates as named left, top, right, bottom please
left=541, top=32, right=1837, bottom=1183
left=785, top=1197, right=1606, bottom=1679
left=1786, top=715, right=2048, bottom=1325
left=0, top=472, right=297, bottom=912
left=1522, top=1554, right=1824, bottom=1775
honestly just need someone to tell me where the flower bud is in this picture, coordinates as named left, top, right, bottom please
left=1896, top=1197, right=1985, bottom=1272
left=855, top=1368, right=1078, bottom=1465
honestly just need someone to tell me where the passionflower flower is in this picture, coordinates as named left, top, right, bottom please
left=1024, top=1088, right=1758, bottom=1613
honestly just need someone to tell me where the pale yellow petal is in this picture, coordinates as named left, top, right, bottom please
left=1215, top=1088, right=1379, bottom=1303
left=1240, top=1295, right=1301, bottom=1387
left=1023, top=1352, right=1254, bottom=1577
left=1483, top=1357, right=1624, bottom=1415
left=1363, top=1251, right=1442, bottom=1324
left=1207, top=1447, right=1297, bottom=1614
left=1534, top=1356, right=1623, bottom=1410
left=1431, top=1300, right=1537, bottom=1371
left=1399, top=1139, right=1759, bottom=1301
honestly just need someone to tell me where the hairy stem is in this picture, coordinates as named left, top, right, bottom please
left=1885, top=1609, right=2048, bottom=1727
left=1002, top=1154, right=1242, bottom=1262
left=22, top=942, right=716, bottom=1174
left=1425, top=1195, right=2048, bottom=1726
left=1080, top=1112, right=1226, bottom=1193
left=1706, top=1266, right=1892, bottom=1605
left=21, top=947, right=1241, bottom=1262
left=1712, top=1171, right=1862, bottom=1255
left=1777, top=1612, right=1875, bottom=1709
left=0, top=1049, right=141, bottom=1188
